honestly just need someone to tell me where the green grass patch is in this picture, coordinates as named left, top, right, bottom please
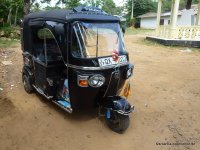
left=0, top=38, right=19, bottom=48
left=140, top=38, right=200, bottom=52
left=191, top=47, right=200, bottom=52
left=142, top=39, right=168, bottom=47
left=125, top=28, right=154, bottom=35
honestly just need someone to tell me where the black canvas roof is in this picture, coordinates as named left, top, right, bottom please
left=24, top=7, right=119, bottom=23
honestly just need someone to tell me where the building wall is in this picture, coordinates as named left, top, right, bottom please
left=140, top=15, right=185, bottom=29
left=140, top=8, right=197, bottom=29
left=140, top=17, right=157, bottom=29
left=163, top=16, right=170, bottom=25
left=179, top=9, right=196, bottom=26
left=163, top=16, right=182, bottom=25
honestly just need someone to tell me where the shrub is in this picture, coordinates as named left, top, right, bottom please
left=0, top=26, right=20, bottom=39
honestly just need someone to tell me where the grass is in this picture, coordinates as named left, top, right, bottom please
left=139, top=38, right=200, bottom=52
left=191, top=47, right=200, bottom=52
left=0, top=38, right=19, bottom=48
left=125, top=28, right=154, bottom=35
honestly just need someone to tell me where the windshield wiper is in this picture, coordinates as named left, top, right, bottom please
left=96, top=27, right=99, bottom=57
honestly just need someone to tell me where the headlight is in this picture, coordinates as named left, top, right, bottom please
left=89, top=74, right=105, bottom=88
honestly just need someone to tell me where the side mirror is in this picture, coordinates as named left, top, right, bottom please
left=122, top=26, right=126, bottom=34
left=120, top=21, right=126, bottom=36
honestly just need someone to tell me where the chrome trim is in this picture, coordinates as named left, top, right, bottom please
left=105, top=105, right=134, bottom=115
left=114, top=109, right=133, bottom=115
left=68, top=62, right=129, bottom=70
left=52, top=101, right=73, bottom=114
left=33, top=85, right=53, bottom=99
left=22, top=52, right=31, bottom=56
left=33, top=85, right=73, bottom=113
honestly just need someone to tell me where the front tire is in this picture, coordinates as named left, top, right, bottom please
left=106, top=111, right=130, bottom=133
left=22, top=74, right=34, bottom=94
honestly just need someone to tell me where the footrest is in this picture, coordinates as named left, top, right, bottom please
left=57, top=100, right=71, bottom=108
left=53, top=100, right=72, bottom=113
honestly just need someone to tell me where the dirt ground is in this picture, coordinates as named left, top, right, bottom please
left=0, top=34, right=200, bottom=150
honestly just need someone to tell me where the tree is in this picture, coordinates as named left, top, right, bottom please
left=24, top=0, right=34, bottom=15
left=82, top=0, right=122, bottom=15
left=192, top=0, right=199, bottom=4
left=162, top=0, right=199, bottom=12
left=125, top=0, right=157, bottom=26
left=31, top=2, right=41, bottom=12
left=7, top=0, right=13, bottom=25
left=102, top=0, right=117, bottom=15
left=24, top=0, right=52, bottom=15
left=82, top=0, right=103, bottom=7
left=65, top=0, right=80, bottom=9
left=14, top=0, right=23, bottom=25
left=56, top=0, right=68, bottom=8
left=186, top=0, right=192, bottom=9
left=0, top=0, right=23, bottom=26
left=162, top=0, right=186, bottom=12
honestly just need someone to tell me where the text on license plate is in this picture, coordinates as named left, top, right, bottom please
left=98, top=55, right=127, bottom=67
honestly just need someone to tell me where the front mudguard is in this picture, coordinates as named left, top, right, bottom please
left=102, top=96, right=134, bottom=116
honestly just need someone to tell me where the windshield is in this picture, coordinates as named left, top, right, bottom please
left=72, top=22, right=125, bottom=58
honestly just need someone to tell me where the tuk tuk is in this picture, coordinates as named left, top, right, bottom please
left=21, top=6, right=134, bottom=133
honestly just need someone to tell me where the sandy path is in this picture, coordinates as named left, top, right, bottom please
left=0, top=34, right=200, bottom=150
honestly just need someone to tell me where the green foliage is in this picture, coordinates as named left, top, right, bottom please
left=162, top=0, right=171, bottom=12
left=163, top=0, right=199, bottom=12
left=192, top=0, right=199, bottom=4
left=31, top=2, right=41, bottom=12
left=0, top=26, right=20, bottom=39
left=0, top=0, right=23, bottom=26
left=65, top=0, right=80, bottom=9
left=82, top=0, right=123, bottom=15
left=0, top=26, right=12, bottom=37
left=162, top=0, right=186, bottom=12
left=44, top=5, right=62, bottom=10
left=125, top=0, right=157, bottom=26
left=82, top=0, right=103, bottom=7
left=101, top=0, right=117, bottom=15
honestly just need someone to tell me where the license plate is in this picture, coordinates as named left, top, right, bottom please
left=98, top=55, right=127, bottom=67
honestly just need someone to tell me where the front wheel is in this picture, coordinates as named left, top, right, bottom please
left=22, top=74, right=34, bottom=94
left=106, top=111, right=130, bottom=133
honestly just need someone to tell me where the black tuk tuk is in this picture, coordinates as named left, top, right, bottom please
left=21, top=6, right=134, bottom=133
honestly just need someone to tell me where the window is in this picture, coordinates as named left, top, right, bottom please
left=34, top=27, right=62, bottom=64
left=38, top=28, right=54, bottom=39
left=71, top=22, right=126, bottom=58
left=160, top=19, right=164, bottom=25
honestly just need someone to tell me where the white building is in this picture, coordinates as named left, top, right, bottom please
left=138, top=5, right=198, bottom=29
left=146, top=0, right=200, bottom=47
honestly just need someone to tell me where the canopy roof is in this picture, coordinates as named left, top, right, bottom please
left=24, top=6, right=119, bottom=23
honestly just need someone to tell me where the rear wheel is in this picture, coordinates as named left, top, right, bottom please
left=22, top=74, right=34, bottom=94
left=106, top=111, right=130, bottom=133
